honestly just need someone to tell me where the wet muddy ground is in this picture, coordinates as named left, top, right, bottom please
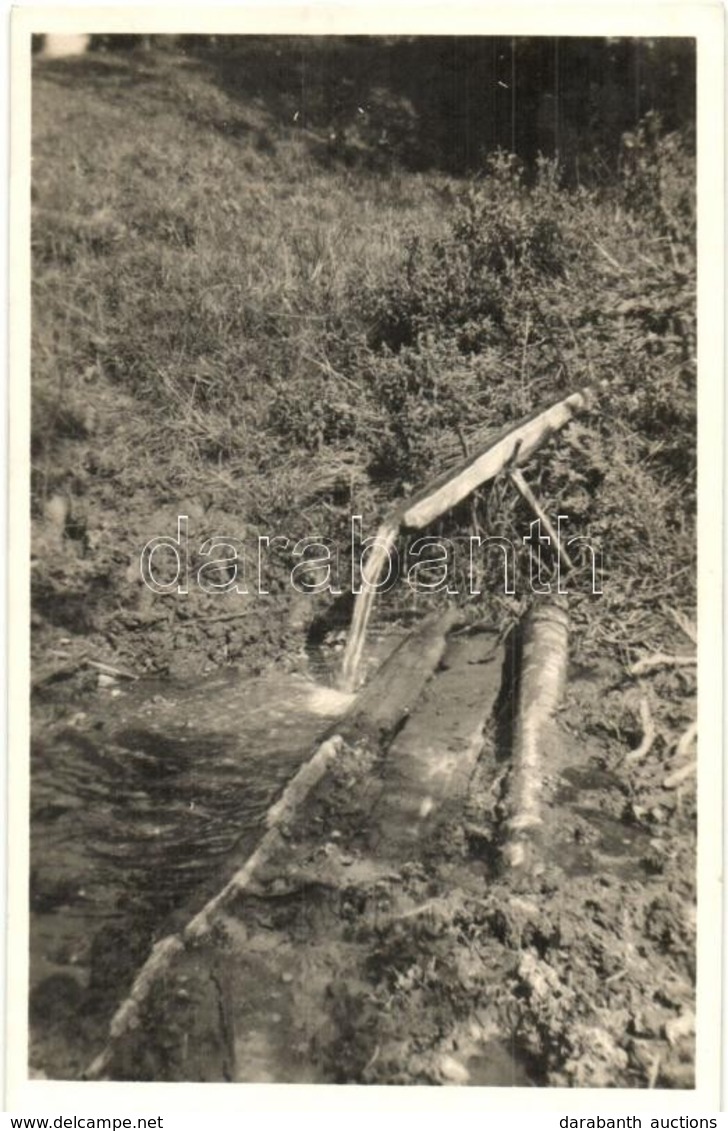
left=30, top=614, right=696, bottom=1088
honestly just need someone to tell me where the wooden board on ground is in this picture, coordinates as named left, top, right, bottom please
left=337, top=608, right=461, bottom=742
left=368, top=630, right=504, bottom=856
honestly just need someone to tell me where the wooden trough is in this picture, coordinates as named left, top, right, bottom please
left=341, top=383, right=598, bottom=688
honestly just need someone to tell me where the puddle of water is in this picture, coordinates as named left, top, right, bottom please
left=573, top=806, right=652, bottom=860
left=29, top=658, right=371, bottom=1075
left=466, top=1039, right=538, bottom=1087
left=550, top=767, right=652, bottom=880
left=556, top=765, right=628, bottom=803
left=29, top=620, right=420, bottom=1075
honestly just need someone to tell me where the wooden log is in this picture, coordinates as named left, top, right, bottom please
left=502, top=599, right=569, bottom=870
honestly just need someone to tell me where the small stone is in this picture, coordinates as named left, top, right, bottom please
left=438, top=1055, right=470, bottom=1085
left=281, top=972, right=294, bottom=984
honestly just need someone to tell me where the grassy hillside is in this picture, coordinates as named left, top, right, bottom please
left=30, top=42, right=699, bottom=1090
left=31, top=48, right=696, bottom=692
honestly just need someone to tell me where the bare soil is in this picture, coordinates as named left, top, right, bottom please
left=42, top=620, right=697, bottom=1089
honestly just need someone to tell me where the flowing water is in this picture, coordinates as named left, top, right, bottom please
left=339, top=520, right=400, bottom=692
left=29, top=633, right=405, bottom=1078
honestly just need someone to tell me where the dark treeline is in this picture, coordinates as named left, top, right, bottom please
left=51, top=34, right=695, bottom=178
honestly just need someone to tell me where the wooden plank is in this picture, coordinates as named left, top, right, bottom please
left=369, top=631, right=504, bottom=855
left=338, top=608, right=460, bottom=743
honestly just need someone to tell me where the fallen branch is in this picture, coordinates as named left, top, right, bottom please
left=383, top=896, right=455, bottom=925
left=85, top=659, right=139, bottom=681
left=629, top=653, right=696, bottom=677
left=675, top=720, right=698, bottom=758
left=624, top=696, right=656, bottom=764
left=200, top=611, right=250, bottom=624
left=647, top=1054, right=661, bottom=1089
left=664, top=761, right=696, bottom=790
left=84, top=734, right=345, bottom=1080
left=666, top=608, right=697, bottom=646
left=664, top=1011, right=695, bottom=1045
left=592, top=239, right=629, bottom=275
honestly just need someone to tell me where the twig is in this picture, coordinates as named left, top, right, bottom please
left=666, top=608, right=697, bottom=645
left=625, top=696, right=656, bottom=764
left=664, top=1012, right=695, bottom=1045
left=520, top=312, right=531, bottom=388
left=364, top=1044, right=381, bottom=1074
left=675, top=720, right=697, bottom=758
left=200, top=611, right=250, bottom=624
left=629, top=653, right=696, bottom=677
left=126, top=614, right=170, bottom=631
left=386, top=898, right=449, bottom=924
left=509, top=468, right=574, bottom=571
left=85, top=659, right=139, bottom=681
left=592, top=239, right=628, bottom=275
left=454, top=423, right=470, bottom=459
left=664, top=761, right=696, bottom=790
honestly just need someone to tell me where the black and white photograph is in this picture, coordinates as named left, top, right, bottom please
left=7, top=5, right=723, bottom=1108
